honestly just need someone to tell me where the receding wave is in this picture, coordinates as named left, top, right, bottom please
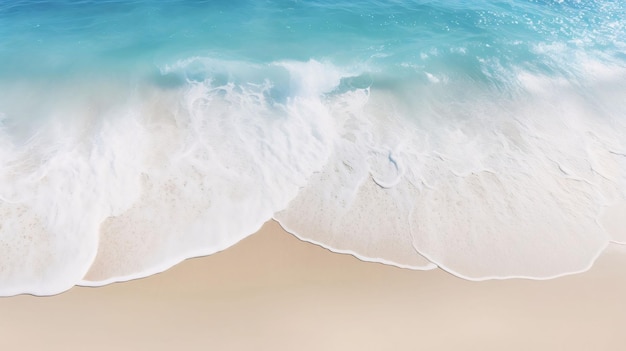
left=0, top=55, right=624, bottom=296
left=1, top=0, right=625, bottom=296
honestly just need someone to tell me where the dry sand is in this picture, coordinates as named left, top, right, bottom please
left=1, top=220, right=625, bottom=351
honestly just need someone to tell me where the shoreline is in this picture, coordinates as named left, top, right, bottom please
left=1, top=220, right=625, bottom=350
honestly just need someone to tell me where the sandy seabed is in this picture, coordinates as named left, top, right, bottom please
left=1, top=220, right=625, bottom=351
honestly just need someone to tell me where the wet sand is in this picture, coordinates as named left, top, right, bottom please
left=1, top=220, right=625, bottom=350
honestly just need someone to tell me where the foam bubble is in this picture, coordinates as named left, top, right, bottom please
left=82, top=59, right=339, bottom=285
left=1, top=55, right=625, bottom=295
left=276, top=60, right=626, bottom=279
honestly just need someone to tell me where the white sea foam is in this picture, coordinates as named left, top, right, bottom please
left=82, top=59, right=338, bottom=286
left=0, top=57, right=625, bottom=296
left=276, top=58, right=626, bottom=280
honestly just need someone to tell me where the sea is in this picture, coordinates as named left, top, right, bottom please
left=0, top=0, right=624, bottom=296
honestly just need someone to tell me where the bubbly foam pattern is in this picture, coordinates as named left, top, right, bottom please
left=277, top=60, right=626, bottom=279
left=1, top=54, right=625, bottom=294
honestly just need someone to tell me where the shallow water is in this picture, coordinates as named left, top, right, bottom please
left=0, top=0, right=625, bottom=295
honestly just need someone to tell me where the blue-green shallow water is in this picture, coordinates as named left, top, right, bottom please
left=1, top=0, right=625, bottom=295
left=2, top=1, right=623, bottom=77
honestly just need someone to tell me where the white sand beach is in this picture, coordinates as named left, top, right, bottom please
left=1, top=220, right=625, bottom=351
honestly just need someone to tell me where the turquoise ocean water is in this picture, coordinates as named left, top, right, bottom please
left=1, top=0, right=625, bottom=295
